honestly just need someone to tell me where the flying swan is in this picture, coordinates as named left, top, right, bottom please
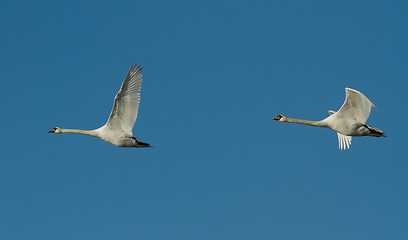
left=273, top=88, right=385, bottom=150
left=48, top=63, right=151, bottom=148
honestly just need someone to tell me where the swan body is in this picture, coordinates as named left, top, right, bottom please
left=49, top=63, right=151, bottom=148
left=273, top=88, right=385, bottom=150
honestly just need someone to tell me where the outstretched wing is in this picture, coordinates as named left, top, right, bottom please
left=336, top=88, right=375, bottom=124
left=337, top=132, right=352, bottom=150
left=105, top=63, right=143, bottom=134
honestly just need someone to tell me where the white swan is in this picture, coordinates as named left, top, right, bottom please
left=48, top=63, right=151, bottom=148
left=273, top=88, right=385, bottom=150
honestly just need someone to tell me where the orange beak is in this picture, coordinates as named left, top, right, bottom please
left=48, top=128, right=56, bottom=133
left=273, top=116, right=280, bottom=120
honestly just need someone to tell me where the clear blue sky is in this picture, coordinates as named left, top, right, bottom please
left=1, top=0, right=407, bottom=239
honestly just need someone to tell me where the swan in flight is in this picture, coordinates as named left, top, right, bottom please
left=273, top=88, right=385, bottom=150
left=49, top=63, right=151, bottom=148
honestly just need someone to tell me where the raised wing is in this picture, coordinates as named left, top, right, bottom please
left=105, top=63, right=143, bottom=134
left=337, top=132, right=352, bottom=150
left=336, top=88, right=375, bottom=124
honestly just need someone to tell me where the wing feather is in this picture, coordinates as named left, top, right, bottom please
left=337, top=132, right=352, bottom=150
left=105, top=63, right=143, bottom=134
left=336, top=88, right=375, bottom=124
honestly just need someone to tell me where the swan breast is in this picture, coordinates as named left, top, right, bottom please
left=326, top=116, right=364, bottom=136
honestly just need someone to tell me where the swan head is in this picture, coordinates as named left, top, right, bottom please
left=48, top=127, right=62, bottom=133
left=273, top=115, right=287, bottom=122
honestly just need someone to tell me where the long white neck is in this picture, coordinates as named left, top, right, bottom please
left=284, top=117, right=328, bottom=128
left=59, top=128, right=99, bottom=137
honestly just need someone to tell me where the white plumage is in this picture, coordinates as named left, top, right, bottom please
left=49, top=63, right=151, bottom=148
left=274, top=88, right=386, bottom=150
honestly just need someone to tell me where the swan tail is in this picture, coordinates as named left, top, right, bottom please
left=368, top=127, right=386, bottom=137
left=132, top=137, right=152, bottom=148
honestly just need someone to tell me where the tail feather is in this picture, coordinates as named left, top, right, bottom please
left=369, top=127, right=386, bottom=137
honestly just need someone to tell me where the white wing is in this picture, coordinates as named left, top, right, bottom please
left=337, top=132, right=352, bottom=150
left=336, top=88, right=375, bottom=124
left=105, top=63, right=143, bottom=134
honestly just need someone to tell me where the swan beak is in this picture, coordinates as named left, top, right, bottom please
left=48, top=128, right=56, bottom=133
left=273, top=116, right=280, bottom=120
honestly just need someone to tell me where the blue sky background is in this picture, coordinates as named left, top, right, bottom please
left=1, top=0, right=407, bottom=239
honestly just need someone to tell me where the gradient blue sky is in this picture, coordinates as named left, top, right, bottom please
left=1, top=0, right=407, bottom=239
